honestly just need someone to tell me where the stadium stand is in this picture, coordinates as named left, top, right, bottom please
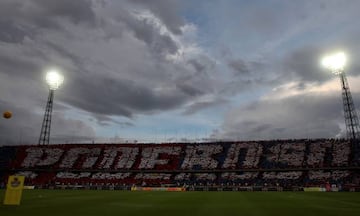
left=0, top=139, right=359, bottom=191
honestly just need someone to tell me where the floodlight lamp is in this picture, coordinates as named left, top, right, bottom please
left=322, top=52, right=346, bottom=74
left=46, top=70, right=64, bottom=90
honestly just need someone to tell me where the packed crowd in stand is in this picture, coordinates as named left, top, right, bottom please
left=0, top=139, right=359, bottom=190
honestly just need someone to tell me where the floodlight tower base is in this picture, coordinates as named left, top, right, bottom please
left=339, top=73, right=360, bottom=140
left=38, top=90, right=54, bottom=145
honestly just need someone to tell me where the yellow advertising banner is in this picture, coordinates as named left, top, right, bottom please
left=3, top=175, right=25, bottom=205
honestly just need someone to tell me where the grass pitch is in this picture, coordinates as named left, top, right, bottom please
left=1, top=190, right=360, bottom=216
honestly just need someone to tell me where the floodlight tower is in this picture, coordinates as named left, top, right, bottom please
left=322, top=52, right=360, bottom=140
left=38, top=70, right=64, bottom=145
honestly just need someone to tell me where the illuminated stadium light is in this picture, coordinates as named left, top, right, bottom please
left=321, top=51, right=360, bottom=140
left=46, top=70, right=64, bottom=90
left=321, top=52, right=346, bottom=74
left=39, top=69, right=64, bottom=145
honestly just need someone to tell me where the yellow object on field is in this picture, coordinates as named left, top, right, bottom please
left=3, top=175, right=25, bottom=205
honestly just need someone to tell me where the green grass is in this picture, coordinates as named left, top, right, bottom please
left=1, top=190, right=360, bottom=216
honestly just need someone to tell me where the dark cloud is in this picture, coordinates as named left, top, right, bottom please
left=224, top=45, right=337, bottom=96
left=0, top=0, right=96, bottom=44
left=228, top=59, right=250, bottom=75
left=114, top=6, right=179, bottom=57
left=222, top=58, right=273, bottom=96
left=187, top=55, right=216, bottom=74
left=0, top=0, right=209, bottom=115
left=283, top=46, right=333, bottom=83
left=52, top=46, right=208, bottom=118
left=89, top=114, right=133, bottom=127
left=0, top=0, right=214, bottom=145
left=215, top=90, right=357, bottom=140
left=0, top=20, right=29, bottom=43
left=188, top=59, right=206, bottom=73
left=61, top=75, right=191, bottom=118
left=3, top=0, right=359, bottom=144
left=0, top=53, right=42, bottom=79
left=130, top=0, right=185, bottom=34
left=0, top=1, right=34, bottom=44
left=228, top=59, right=268, bottom=78
left=177, top=83, right=204, bottom=97
left=32, top=0, right=96, bottom=25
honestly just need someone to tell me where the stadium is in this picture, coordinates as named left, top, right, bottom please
left=1, top=139, right=360, bottom=215
left=1, top=1, right=360, bottom=216
left=1, top=139, right=360, bottom=191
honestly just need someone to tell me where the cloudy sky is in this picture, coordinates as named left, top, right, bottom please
left=1, top=0, right=360, bottom=145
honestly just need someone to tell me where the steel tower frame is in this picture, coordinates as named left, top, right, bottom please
left=338, top=72, right=360, bottom=140
left=38, top=90, right=55, bottom=145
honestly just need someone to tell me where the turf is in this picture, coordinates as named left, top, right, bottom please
left=1, top=190, right=360, bottom=216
